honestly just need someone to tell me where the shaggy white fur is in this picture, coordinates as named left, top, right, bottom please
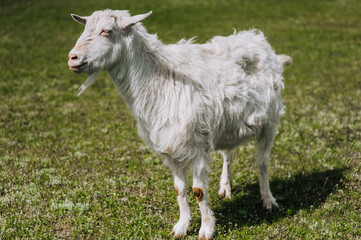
left=68, top=9, right=291, bottom=240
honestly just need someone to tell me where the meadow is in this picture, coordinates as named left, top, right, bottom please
left=0, top=0, right=360, bottom=239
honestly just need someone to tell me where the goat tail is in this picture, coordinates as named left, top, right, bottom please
left=277, top=54, right=292, bottom=67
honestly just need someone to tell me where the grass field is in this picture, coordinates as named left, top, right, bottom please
left=0, top=0, right=360, bottom=239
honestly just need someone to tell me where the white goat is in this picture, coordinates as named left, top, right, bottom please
left=68, top=10, right=291, bottom=239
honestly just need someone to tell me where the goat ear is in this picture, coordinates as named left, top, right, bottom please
left=119, top=11, right=152, bottom=29
left=71, top=14, right=88, bottom=25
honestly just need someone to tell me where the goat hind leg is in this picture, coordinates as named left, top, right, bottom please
left=255, top=124, right=279, bottom=211
left=218, top=149, right=234, bottom=199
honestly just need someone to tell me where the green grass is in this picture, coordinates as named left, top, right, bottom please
left=0, top=0, right=360, bottom=239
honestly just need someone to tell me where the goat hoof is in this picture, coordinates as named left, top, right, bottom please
left=172, top=218, right=191, bottom=239
left=269, top=202, right=280, bottom=212
left=264, top=200, right=280, bottom=212
left=171, top=230, right=186, bottom=239
left=218, top=191, right=231, bottom=199
left=218, top=190, right=225, bottom=199
left=218, top=185, right=231, bottom=199
left=198, top=216, right=215, bottom=240
left=198, top=235, right=214, bottom=240
left=171, top=230, right=187, bottom=239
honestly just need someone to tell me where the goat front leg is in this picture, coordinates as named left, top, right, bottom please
left=192, top=155, right=215, bottom=240
left=171, top=166, right=192, bottom=238
left=218, top=149, right=234, bottom=199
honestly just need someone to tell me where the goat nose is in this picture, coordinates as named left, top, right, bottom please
left=69, top=54, right=78, bottom=61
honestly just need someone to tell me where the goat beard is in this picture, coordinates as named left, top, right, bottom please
left=77, top=71, right=100, bottom=97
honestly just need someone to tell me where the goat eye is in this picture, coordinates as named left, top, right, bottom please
left=100, top=29, right=111, bottom=37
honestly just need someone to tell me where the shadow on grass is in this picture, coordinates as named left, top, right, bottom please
left=213, top=167, right=348, bottom=231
